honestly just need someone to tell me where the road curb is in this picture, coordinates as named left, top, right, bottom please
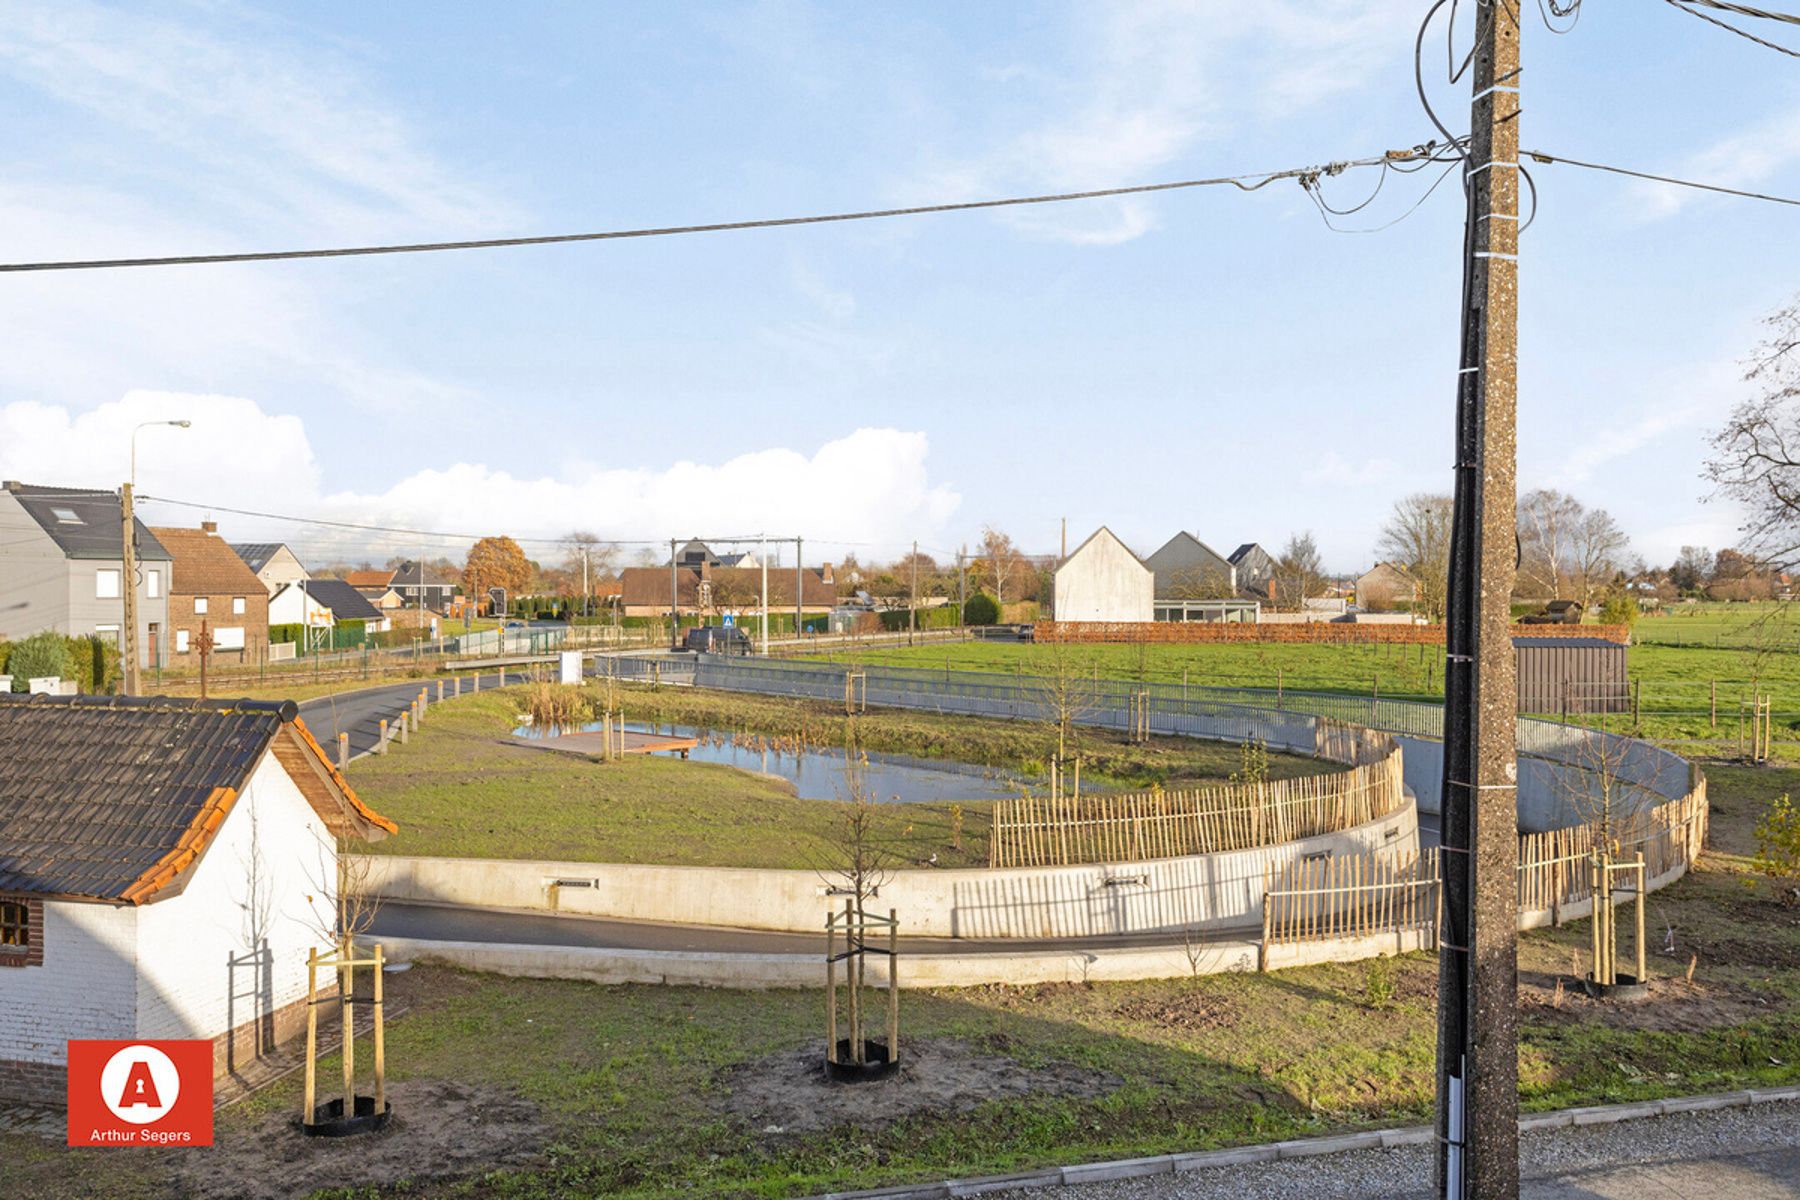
left=807, top=1085, right=1800, bottom=1200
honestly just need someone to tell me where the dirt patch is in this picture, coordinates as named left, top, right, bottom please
left=1518, top=969, right=1784, bottom=1033
left=173, top=1079, right=547, bottom=1200
left=1109, top=992, right=1239, bottom=1033
left=719, top=1038, right=1120, bottom=1135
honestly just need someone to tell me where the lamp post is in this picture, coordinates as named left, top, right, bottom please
left=122, top=419, right=190, bottom=694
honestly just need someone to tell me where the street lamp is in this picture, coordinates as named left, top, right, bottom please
left=131, top=419, right=191, bottom=489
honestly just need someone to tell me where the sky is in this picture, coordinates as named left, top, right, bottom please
left=0, top=0, right=1796, bottom=573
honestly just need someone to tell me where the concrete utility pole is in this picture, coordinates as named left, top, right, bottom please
left=120, top=484, right=139, bottom=695
left=759, top=535, right=770, bottom=656
left=794, top=536, right=803, bottom=638
left=1436, top=3, right=1522, bottom=1197
left=909, top=540, right=919, bottom=644
left=958, top=545, right=966, bottom=615
left=669, top=538, right=679, bottom=647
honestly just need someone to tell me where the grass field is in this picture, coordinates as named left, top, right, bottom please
left=11, top=762, right=1798, bottom=1200
left=350, top=686, right=1333, bottom=868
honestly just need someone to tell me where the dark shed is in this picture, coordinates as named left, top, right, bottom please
left=1513, top=636, right=1629, bottom=715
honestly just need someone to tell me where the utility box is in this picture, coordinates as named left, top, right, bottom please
left=1514, top=636, right=1628, bottom=715
left=559, top=650, right=583, bottom=685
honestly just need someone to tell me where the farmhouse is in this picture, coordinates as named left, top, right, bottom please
left=150, top=523, right=271, bottom=664
left=0, top=695, right=395, bottom=1103
left=1051, top=527, right=1153, bottom=622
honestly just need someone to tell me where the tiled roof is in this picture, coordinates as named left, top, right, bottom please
left=0, top=695, right=394, bottom=904
left=1, top=481, right=171, bottom=562
left=342, top=569, right=395, bottom=589
left=298, top=578, right=383, bottom=622
left=230, top=542, right=284, bottom=573
left=151, top=527, right=268, bottom=597
left=619, top=566, right=834, bottom=607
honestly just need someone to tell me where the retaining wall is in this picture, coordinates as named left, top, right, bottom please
left=362, top=801, right=1419, bottom=939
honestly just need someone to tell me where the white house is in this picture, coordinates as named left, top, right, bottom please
left=1052, top=527, right=1154, bottom=622
left=230, top=543, right=311, bottom=597
left=0, top=695, right=396, bottom=1103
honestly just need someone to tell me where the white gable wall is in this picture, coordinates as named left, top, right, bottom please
left=135, top=751, right=337, bottom=1043
left=1053, top=530, right=1153, bottom=622
left=0, top=902, right=138, bottom=1066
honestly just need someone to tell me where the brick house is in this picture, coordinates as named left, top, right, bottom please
left=0, top=695, right=395, bottom=1103
left=618, top=563, right=836, bottom=618
left=150, top=523, right=271, bottom=663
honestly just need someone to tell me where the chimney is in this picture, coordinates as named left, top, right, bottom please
left=821, top=562, right=834, bottom=584
left=201, top=520, right=218, bottom=534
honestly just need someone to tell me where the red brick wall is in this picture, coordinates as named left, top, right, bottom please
left=1034, top=621, right=1632, bottom=646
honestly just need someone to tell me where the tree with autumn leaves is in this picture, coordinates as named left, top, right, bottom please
left=462, top=536, right=533, bottom=613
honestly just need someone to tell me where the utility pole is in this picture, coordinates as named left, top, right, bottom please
left=909, top=539, right=919, bottom=645
left=760, top=535, right=770, bottom=656
left=794, top=536, right=803, bottom=638
left=669, top=538, right=678, bottom=648
left=1060, top=517, right=1066, bottom=561
left=1436, top=4, right=1522, bottom=1198
left=958, top=545, right=966, bottom=616
left=120, top=484, right=139, bottom=695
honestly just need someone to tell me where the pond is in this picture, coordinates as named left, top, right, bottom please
left=513, top=719, right=1026, bottom=804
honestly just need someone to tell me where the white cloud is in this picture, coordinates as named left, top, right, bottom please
left=912, top=0, right=1413, bottom=245
left=0, top=391, right=961, bottom=557
left=1306, top=452, right=1395, bottom=487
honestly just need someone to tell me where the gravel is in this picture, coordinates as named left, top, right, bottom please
left=1009, top=1099, right=1800, bottom=1200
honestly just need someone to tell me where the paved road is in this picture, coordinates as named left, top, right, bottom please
left=1017, top=1101, right=1799, bottom=1200
left=296, top=671, right=535, bottom=759
left=370, top=901, right=1261, bottom=957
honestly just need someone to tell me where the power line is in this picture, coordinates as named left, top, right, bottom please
left=1662, top=0, right=1800, bottom=55
left=1672, top=0, right=1800, bottom=28
left=1524, top=149, right=1800, bottom=207
left=0, top=149, right=1435, bottom=275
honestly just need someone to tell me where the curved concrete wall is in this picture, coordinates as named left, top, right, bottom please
left=362, top=800, right=1419, bottom=939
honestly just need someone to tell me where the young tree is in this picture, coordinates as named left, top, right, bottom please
left=1670, top=545, right=1713, bottom=594
left=979, top=526, right=1019, bottom=606
left=1375, top=494, right=1453, bottom=622
left=462, top=536, right=532, bottom=607
left=1275, top=532, right=1325, bottom=608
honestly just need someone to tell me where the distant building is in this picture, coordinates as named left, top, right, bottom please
left=389, top=560, right=455, bottom=612
left=619, top=563, right=834, bottom=617
left=1355, top=562, right=1417, bottom=609
left=230, top=543, right=310, bottom=597
left=1052, top=527, right=1153, bottom=622
left=150, top=523, right=271, bottom=663
left=0, top=481, right=172, bottom=668
left=1145, top=533, right=1236, bottom=601
left=1229, top=543, right=1278, bottom=601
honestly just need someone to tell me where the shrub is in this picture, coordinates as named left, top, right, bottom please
left=1754, top=793, right=1800, bottom=904
left=1598, top=590, right=1641, bottom=628
left=963, top=592, right=1000, bottom=626
left=5, top=630, right=74, bottom=691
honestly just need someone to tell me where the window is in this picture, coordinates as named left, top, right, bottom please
left=96, top=569, right=121, bottom=599
left=175, top=629, right=190, bottom=653
left=213, top=626, right=246, bottom=650
left=232, top=596, right=246, bottom=615
left=0, top=897, right=39, bottom=967
left=146, top=569, right=161, bottom=599
left=194, top=597, right=208, bottom=615
left=94, top=624, right=120, bottom=647
left=50, top=507, right=82, bottom=524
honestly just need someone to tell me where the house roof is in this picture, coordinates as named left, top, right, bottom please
left=391, top=560, right=449, bottom=588
left=0, top=695, right=394, bottom=905
left=342, top=569, right=395, bottom=589
left=619, top=566, right=834, bottom=607
left=295, top=578, right=383, bottom=623
left=230, top=542, right=292, bottom=574
left=1512, top=637, right=1622, bottom=649
left=1061, top=526, right=1150, bottom=570
left=1, top=481, right=171, bottom=562
left=1229, top=543, right=1267, bottom=565
left=150, top=527, right=268, bottom=597
left=1146, top=530, right=1229, bottom=567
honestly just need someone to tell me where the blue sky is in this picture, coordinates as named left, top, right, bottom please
left=0, top=0, right=1796, bottom=571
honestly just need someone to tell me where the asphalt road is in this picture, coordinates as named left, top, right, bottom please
left=369, top=900, right=1261, bottom=957
left=296, top=670, right=535, bottom=759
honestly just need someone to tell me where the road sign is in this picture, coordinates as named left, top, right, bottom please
left=722, top=614, right=734, bottom=627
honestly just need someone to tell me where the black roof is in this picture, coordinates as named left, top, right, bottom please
left=1512, top=637, right=1625, bottom=649
left=0, top=696, right=296, bottom=902
left=391, top=560, right=449, bottom=588
left=297, top=578, right=383, bottom=622
left=2, top=482, right=170, bottom=562
left=230, top=542, right=285, bottom=573
left=1229, top=543, right=1262, bottom=563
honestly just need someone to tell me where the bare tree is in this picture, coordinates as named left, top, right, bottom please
left=1670, top=545, right=1712, bottom=594
left=1034, top=638, right=1099, bottom=768
left=1570, top=507, right=1631, bottom=608
left=1517, top=488, right=1580, bottom=599
left=1275, top=532, right=1325, bottom=608
left=1708, top=296, right=1800, bottom=568
left=1164, top=562, right=1236, bottom=600
left=980, top=526, right=1019, bottom=606
left=1375, top=494, right=1453, bottom=622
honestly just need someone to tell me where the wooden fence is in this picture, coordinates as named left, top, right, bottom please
left=1261, top=774, right=1710, bottom=956
left=987, top=731, right=1405, bottom=868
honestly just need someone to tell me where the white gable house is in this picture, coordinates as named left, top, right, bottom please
left=0, top=696, right=395, bottom=1103
left=1052, top=527, right=1154, bottom=623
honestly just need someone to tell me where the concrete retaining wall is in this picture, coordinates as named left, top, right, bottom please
left=362, top=801, right=1420, bottom=939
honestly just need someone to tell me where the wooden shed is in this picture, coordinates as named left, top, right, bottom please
left=1513, top=636, right=1629, bottom=715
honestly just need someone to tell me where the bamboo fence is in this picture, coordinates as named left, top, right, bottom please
left=987, top=733, right=1405, bottom=869
left=1262, top=775, right=1709, bottom=952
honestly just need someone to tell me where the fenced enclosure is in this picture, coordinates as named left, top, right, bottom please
left=1260, top=778, right=1709, bottom=958
left=987, top=728, right=1405, bottom=868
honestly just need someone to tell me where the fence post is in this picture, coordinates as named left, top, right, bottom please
left=1710, top=678, right=1716, bottom=728
left=437, top=680, right=445, bottom=704
left=1258, top=891, right=1271, bottom=973
left=1631, top=679, right=1640, bottom=726
left=378, top=719, right=388, bottom=754
left=337, top=733, right=349, bottom=773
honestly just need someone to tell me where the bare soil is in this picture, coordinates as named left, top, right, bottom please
left=172, top=1079, right=547, bottom=1200
left=719, top=1037, right=1121, bottom=1135
left=1518, top=969, right=1785, bottom=1033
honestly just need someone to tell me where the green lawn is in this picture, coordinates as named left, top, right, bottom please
left=12, top=761, right=1799, bottom=1200
left=349, top=687, right=1332, bottom=868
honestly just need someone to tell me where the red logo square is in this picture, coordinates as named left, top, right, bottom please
left=66, top=1040, right=213, bottom=1147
